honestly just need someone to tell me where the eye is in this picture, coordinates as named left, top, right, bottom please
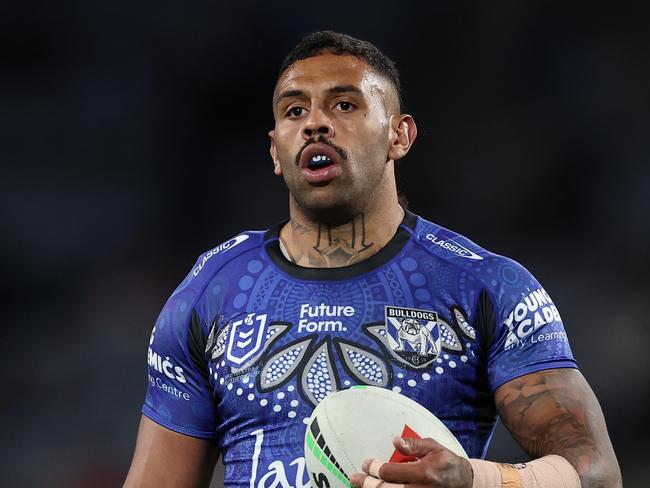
left=335, top=101, right=355, bottom=112
left=286, top=106, right=306, bottom=118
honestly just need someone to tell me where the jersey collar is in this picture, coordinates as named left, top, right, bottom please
left=263, top=211, right=417, bottom=281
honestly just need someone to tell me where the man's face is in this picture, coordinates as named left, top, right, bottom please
left=270, top=53, right=399, bottom=224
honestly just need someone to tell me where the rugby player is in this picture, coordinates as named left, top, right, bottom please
left=124, top=31, right=622, bottom=488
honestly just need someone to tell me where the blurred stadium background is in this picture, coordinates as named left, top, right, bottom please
left=1, top=1, right=648, bottom=486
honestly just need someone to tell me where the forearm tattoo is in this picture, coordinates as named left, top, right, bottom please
left=495, top=369, right=618, bottom=487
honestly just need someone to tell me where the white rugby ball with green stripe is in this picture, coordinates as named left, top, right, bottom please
left=304, top=385, right=467, bottom=488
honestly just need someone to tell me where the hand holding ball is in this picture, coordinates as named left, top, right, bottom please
left=304, top=386, right=468, bottom=488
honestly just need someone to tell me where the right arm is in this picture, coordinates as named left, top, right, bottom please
left=123, top=416, right=220, bottom=488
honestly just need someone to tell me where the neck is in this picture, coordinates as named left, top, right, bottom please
left=279, top=196, right=404, bottom=269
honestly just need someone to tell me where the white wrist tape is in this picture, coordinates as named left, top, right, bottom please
left=469, top=455, right=581, bottom=488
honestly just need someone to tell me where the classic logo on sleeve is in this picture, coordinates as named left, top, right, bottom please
left=383, top=306, right=441, bottom=368
left=503, top=288, right=564, bottom=350
left=425, top=232, right=483, bottom=260
left=193, top=234, right=250, bottom=276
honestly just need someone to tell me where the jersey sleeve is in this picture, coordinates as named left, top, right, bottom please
left=485, top=257, right=578, bottom=391
left=141, top=260, right=217, bottom=439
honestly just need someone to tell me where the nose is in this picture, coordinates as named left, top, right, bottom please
left=302, top=107, right=334, bottom=140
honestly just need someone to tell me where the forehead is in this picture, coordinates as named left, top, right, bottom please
left=274, top=53, right=387, bottom=101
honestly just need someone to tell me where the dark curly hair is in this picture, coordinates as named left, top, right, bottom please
left=278, top=31, right=403, bottom=113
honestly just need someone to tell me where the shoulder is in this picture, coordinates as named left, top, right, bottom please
left=170, top=229, right=268, bottom=299
left=411, top=214, right=497, bottom=264
left=191, top=230, right=267, bottom=279
left=410, top=214, right=536, bottom=289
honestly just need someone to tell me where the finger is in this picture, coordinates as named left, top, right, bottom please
left=366, top=459, right=385, bottom=478
left=360, top=459, right=388, bottom=478
left=357, top=459, right=414, bottom=485
left=350, top=473, right=406, bottom=488
left=393, top=436, right=445, bottom=458
left=349, top=472, right=365, bottom=488
left=373, top=460, right=427, bottom=484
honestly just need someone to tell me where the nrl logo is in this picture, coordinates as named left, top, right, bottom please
left=225, top=313, right=268, bottom=366
left=384, top=306, right=441, bottom=368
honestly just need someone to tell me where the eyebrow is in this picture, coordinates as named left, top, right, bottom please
left=328, top=85, right=363, bottom=96
left=275, top=85, right=364, bottom=105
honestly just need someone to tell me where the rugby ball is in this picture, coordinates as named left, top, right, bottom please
left=304, top=386, right=468, bottom=488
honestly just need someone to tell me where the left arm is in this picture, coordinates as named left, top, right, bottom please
left=495, top=368, right=621, bottom=487
left=351, top=368, right=622, bottom=488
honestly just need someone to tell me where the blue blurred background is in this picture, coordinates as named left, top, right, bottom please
left=2, top=1, right=648, bottom=486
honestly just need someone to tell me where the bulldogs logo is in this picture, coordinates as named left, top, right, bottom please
left=384, top=306, right=441, bottom=368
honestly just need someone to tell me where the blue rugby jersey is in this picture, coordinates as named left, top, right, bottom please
left=142, top=211, right=577, bottom=487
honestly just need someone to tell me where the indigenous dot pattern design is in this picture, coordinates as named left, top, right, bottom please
left=439, top=318, right=463, bottom=352
left=209, top=323, right=229, bottom=360
left=259, top=338, right=311, bottom=390
left=301, top=342, right=338, bottom=406
left=336, top=340, right=389, bottom=387
left=263, top=347, right=300, bottom=385
left=454, top=307, right=476, bottom=340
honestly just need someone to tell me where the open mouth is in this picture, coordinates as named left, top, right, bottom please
left=298, top=142, right=344, bottom=183
left=299, top=142, right=342, bottom=169
left=307, top=154, right=335, bottom=170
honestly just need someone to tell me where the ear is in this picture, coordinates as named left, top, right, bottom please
left=387, top=114, right=417, bottom=162
left=268, top=130, right=282, bottom=176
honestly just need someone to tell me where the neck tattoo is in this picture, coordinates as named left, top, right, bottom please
left=281, top=208, right=403, bottom=268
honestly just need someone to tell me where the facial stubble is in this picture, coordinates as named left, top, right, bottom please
left=283, top=139, right=390, bottom=226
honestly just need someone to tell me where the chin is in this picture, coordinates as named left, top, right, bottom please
left=297, top=194, right=361, bottom=226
